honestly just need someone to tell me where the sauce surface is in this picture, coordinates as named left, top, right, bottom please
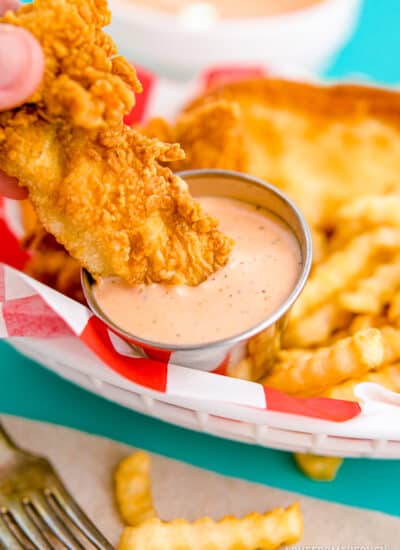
left=130, top=0, right=322, bottom=19
left=94, top=197, right=301, bottom=345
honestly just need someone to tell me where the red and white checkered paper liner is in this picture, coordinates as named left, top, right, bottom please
left=3, top=64, right=400, bottom=441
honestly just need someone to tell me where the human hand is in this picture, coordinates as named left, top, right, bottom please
left=0, top=0, right=44, bottom=199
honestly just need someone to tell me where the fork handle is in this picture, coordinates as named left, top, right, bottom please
left=0, top=420, right=17, bottom=450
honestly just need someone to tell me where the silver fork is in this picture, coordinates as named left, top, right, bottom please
left=0, top=420, right=114, bottom=549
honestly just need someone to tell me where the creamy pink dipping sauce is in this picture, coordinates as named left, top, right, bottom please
left=93, top=196, right=302, bottom=346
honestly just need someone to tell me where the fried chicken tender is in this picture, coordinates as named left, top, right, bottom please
left=143, top=80, right=400, bottom=228
left=0, top=0, right=232, bottom=286
left=143, top=101, right=249, bottom=174
left=1, top=0, right=141, bottom=129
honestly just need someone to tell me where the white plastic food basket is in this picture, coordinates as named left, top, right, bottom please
left=8, top=336, right=400, bottom=458
left=2, top=65, right=400, bottom=458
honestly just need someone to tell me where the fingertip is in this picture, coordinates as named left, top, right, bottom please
left=0, top=25, right=44, bottom=110
left=0, top=1, right=20, bottom=17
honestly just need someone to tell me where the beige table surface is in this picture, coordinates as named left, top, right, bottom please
left=2, top=415, right=399, bottom=549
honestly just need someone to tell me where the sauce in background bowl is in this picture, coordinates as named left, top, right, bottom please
left=129, top=0, right=324, bottom=19
left=109, top=0, right=361, bottom=79
left=82, top=170, right=312, bottom=372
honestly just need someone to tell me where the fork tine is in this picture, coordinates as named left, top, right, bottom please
left=30, top=493, right=85, bottom=550
left=50, top=487, right=114, bottom=550
left=0, top=514, right=25, bottom=550
left=7, top=501, right=53, bottom=550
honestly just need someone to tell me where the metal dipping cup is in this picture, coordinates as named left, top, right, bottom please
left=82, top=169, right=312, bottom=375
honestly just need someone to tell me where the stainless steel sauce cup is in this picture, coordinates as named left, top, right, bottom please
left=82, top=169, right=312, bottom=376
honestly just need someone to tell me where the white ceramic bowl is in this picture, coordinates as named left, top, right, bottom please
left=108, top=0, right=362, bottom=79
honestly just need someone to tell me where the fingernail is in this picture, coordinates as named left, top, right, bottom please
left=0, top=27, right=29, bottom=89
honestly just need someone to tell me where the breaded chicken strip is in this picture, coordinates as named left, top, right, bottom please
left=1, top=0, right=141, bottom=129
left=142, top=101, right=249, bottom=173
left=0, top=0, right=232, bottom=285
left=142, top=79, right=400, bottom=229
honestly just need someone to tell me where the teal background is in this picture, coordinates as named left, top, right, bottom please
left=2, top=0, right=400, bottom=517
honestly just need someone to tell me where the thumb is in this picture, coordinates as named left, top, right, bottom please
left=0, top=24, right=44, bottom=110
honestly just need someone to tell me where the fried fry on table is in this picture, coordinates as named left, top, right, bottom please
left=294, top=453, right=343, bottom=481
left=115, top=452, right=156, bottom=527
left=118, top=504, right=302, bottom=550
left=0, top=0, right=232, bottom=286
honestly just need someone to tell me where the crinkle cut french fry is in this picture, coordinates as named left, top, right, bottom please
left=326, top=329, right=349, bottom=345
left=118, top=503, right=303, bottom=550
left=247, top=327, right=282, bottom=377
left=284, top=303, right=351, bottom=348
left=349, top=314, right=386, bottom=334
left=291, top=227, right=400, bottom=321
left=322, top=364, right=400, bottom=401
left=339, top=256, right=400, bottom=314
left=311, top=228, right=328, bottom=265
left=388, top=290, right=400, bottom=323
left=115, top=451, right=156, bottom=526
left=329, top=220, right=362, bottom=252
left=294, top=453, right=343, bottom=481
left=263, top=329, right=384, bottom=395
left=338, top=194, right=400, bottom=227
left=381, top=326, right=400, bottom=364
left=227, top=358, right=256, bottom=381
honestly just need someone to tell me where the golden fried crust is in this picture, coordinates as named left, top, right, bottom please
left=0, top=0, right=233, bottom=285
left=0, top=0, right=140, bottom=129
left=0, top=116, right=232, bottom=284
left=162, top=79, right=400, bottom=228
left=142, top=101, right=250, bottom=173
left=185, top=79, right=400, bottom=127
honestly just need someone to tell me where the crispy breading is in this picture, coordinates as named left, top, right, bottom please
left=1, top=0, right=140, bottom=129
left=142, top=101, right=250, bottom=174
left=144, top=79, right=400, bottom=228
left=1, top=119, right=232, bottom=284
left=0, top=0, right=233, bottom=286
